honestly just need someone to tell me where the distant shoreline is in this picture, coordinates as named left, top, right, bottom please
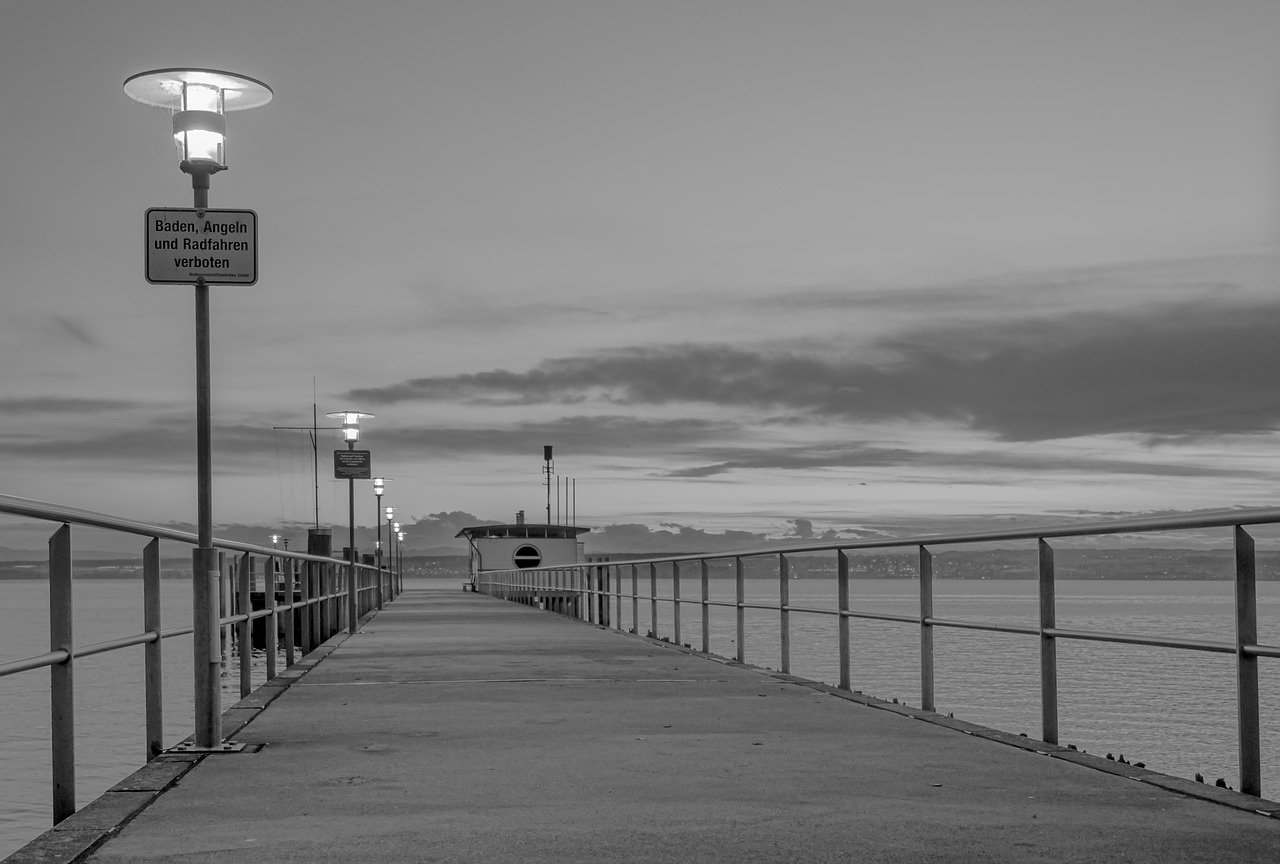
left=3, top=548, right=1278, bottom=581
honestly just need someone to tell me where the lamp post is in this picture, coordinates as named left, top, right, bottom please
left=397, top=530, right=406, bottom=587
left=327, top=410, right=372, bottom=634
left=392, top=521, right=401, bottom=586
left=384, top=505, right=395, bottom=599
left=124, top=68, right=272, bottom=751
left=371, top=478, right=389, bottom=609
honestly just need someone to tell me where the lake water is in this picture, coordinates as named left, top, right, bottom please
left=3, top=577, right=1280, bottom=858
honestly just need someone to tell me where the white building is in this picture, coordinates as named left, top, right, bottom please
left=456, top=511, right=588, bottom=588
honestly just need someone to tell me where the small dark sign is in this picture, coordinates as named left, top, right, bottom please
left=334, top=450, right=372, bottom=479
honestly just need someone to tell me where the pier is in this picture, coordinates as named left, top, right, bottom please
left=10, top=587, right=1280, bottom=863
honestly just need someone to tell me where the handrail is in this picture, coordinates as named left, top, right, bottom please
left=0, top=492, right=354, bottom=564
left=0, top=492, right=403, bottom=834
left=478, top=506, right=1280, bottom=799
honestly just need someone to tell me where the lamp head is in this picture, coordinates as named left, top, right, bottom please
left=326, top=410, right=374, bottom=443
left=123, top=68, right=272, bottom=172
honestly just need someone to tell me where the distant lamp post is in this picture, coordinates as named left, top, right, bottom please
left=372, top=479, right=387, bottom=562
left=326, top=410, right=373, bottom=634
left=384, top=504, right=395, bottom=590
left=270, top=534, right=279, bottom=549
left=124, top=68, right=272, bottom=752
left=389, top=519, right=399, bottom=581
left=397, top=531, right=406, bottom=583
left=371, top=477, right=389, bottom=609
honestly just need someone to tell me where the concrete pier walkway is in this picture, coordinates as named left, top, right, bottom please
left=25, top=587, right=1280, bottom=863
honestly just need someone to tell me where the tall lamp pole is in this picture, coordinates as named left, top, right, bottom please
left=327, top=410, right=373, bottom=634
left=397, top=530, right=406, bottom=588
left=384, top=506, right=395, bottom=597
left=124, top=68, right=272, bottom=751
left=371, top=478, right=388, bottom=609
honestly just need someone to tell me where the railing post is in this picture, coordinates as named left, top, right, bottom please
left=238, top=552, right=252, bottom=698
left=700, top=559, right=710, bottom=653
left=49, top=523, right=76, bottom=824
left=838, top=550, right=850, bottom=691
left=219, top=552, right=230, bottom=660
left=264, top=554, right=277, bottom=681
left=919, top=545, right=935, bottom=712
left=1039, top=538, right=1059, bottom=745
left=649, top=563, right=658, bottom=638
left=299, top=561, right=313, bottom=653
left=779, top=553, right=790, bottom=674
left=142, top=538, right=163, bottom=759
left=603, top=562, right=611, bottom=627
left=735, top=556, right=745, bottom=663
left=630, top=563, right=638, bottom=634
left=284, top=557, right=296, bottom=667
left=615, top=563, right=622, bottom=631
left=672, top=562, right=682, bottom=646
left=1234, top=525, right=1262, bottom=797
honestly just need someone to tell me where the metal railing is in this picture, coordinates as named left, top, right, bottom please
left=0, top=493, right=401, bottom=826
left=479, top=507, right=1280, bottom=797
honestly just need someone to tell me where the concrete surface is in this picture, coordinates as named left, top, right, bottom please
left=13, top=587, right=1280, bottom=863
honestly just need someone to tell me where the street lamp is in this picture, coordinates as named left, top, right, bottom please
left=326, top=410, right=373, bottom=633
left=384, top=504, right=395, bottom=599
left=371, top=477, right=390, bottom=608
left=125, top=68, right=272, bottom=752
left=397, top=531, right=406, bottom=585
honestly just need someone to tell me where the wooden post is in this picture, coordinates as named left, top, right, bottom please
left=264, top=555, right=278, bottom=681
left=238, top=552, right=252, bottom=698
left=779, top=554, right=790, bottom=674
left=672, top=562, right=682, bottom=646
left=735, top=557, right=746, bottom=663
left=838, top=550, right=850, bottom=691
left=1039, top=539, right=1059, bottom=745
left=284, top=557, right=296, bottom=667
left=919, top=545, right=935, bottom=712
left=700, top=559, right=710, bottom=653
left=49, top=524, right=75, bottom=823
left=1234, top=525, right=1262, bottom=797
left=649, top=563, right=658, bottom=638
left=631, top=563, right=638, bottom=634
left=143, top=538, right=163, bottom=759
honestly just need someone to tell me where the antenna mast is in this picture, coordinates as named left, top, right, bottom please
left=543, top=445, right=554, bottom=526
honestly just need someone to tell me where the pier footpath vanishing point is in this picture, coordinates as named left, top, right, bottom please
left=12, top=587, right=1280, bottom=864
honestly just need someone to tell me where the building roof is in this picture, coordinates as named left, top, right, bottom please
left=455, top=523, right=590, bottom=540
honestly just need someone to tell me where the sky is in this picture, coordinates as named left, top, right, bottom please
left=3, top=1, right=1280, bottom=554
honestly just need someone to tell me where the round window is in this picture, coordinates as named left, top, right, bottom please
left=513, top=544, right=542, bottom=569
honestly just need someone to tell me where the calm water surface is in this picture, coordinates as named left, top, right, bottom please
left=3, top=577, right=1280, bottom=857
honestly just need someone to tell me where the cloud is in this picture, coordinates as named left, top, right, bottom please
left=365, top=415, right=739, bottom=457
left=665, top=442, right=1259, bottom=479
left=345, top=298, right=1280, bottom=443
left=0, top=397, right=143, bottom=414
left=53, top=315, right=99, bottom=347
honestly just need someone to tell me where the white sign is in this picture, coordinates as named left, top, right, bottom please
left=145, top=208, right=257, bottom=285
